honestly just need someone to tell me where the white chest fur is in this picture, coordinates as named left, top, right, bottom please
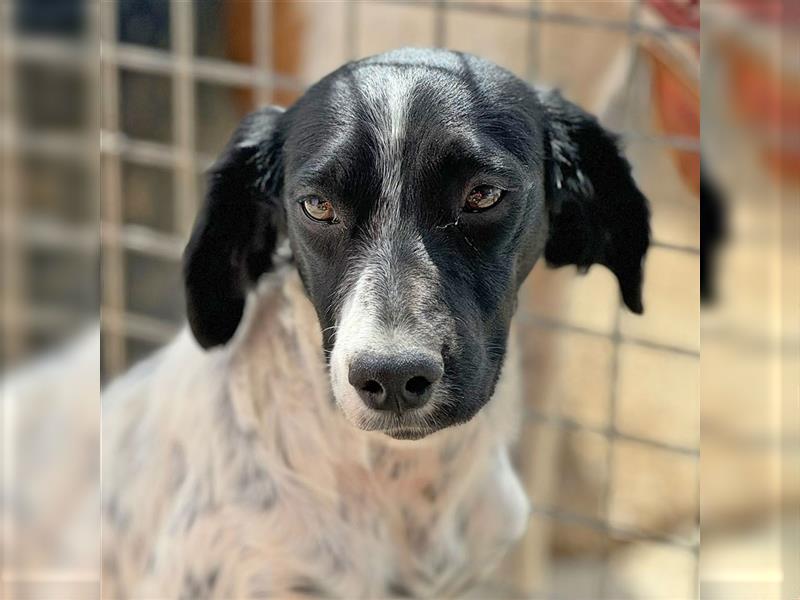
left=101, top=270, right=529, bottom=598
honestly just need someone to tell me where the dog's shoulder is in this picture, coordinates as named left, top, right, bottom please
left=100, top=268, right=322, bottom=595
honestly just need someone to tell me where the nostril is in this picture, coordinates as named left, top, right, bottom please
left=362, top=380, right=383, bottom=395
left=405, top=375, right=431, bottom=397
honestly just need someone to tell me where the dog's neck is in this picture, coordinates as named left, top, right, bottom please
left=224, top=267, right=521, bottom=495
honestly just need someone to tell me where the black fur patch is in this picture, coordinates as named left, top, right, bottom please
left=183, top=106, right=286, bottom=349
left=289, top=577, right=331, bottom=597
left=540, top=89, right=650, bottom=313
left=700, top=164, right=725, bottom=303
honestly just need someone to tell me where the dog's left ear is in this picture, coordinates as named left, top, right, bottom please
left=540, top=90, right=650, bottom=313
left=183, top=105, right=285, bottom=349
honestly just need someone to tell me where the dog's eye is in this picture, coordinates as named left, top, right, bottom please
left=301, top=196, right=336, bottom=222
left=464, top=185, right=504, bottom=212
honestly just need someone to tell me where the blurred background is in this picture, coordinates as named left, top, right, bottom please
left=1, top=1, right=797, bottom=599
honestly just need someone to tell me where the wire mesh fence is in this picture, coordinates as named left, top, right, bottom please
left=2, top=1, right=701, bottom=597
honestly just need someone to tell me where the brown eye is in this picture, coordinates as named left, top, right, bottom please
left=464, top=185, right=504, bottom=212
left=301, top=196, right=336, bottom=222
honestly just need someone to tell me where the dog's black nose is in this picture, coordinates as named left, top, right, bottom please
left=348, top=351, right=443, bottom=414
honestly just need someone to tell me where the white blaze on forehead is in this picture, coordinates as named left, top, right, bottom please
left=355, top=67, right=415, bottom=204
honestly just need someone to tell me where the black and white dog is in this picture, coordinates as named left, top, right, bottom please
left=103, top=48, right=649, bottom=598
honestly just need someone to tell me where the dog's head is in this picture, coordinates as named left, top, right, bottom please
left=184, top=49, right=649, bottom=440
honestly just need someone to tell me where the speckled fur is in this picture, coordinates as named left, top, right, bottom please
left=102, top=267, right=529, bottom=599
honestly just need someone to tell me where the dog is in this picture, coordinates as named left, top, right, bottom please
left=102, top=48, right=649, bottom=598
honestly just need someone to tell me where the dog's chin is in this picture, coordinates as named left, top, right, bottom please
left=342, top=412, right=439, bottom=441
left=382, top=427, right=435, bottom=441
left=333, top=391, right=444, bottom=442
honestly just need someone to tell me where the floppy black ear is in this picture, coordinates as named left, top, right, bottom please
left=183, top=105, right=285, bottom=349
left=540, top=90, right=650, bottom=313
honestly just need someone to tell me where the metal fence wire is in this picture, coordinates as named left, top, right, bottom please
left=1, top=1, right=700, bottom=597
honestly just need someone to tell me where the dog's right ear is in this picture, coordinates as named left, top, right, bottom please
left=183, top=106, right=285, bottom=349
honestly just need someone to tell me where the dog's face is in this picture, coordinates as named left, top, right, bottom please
left=184, top=49, right=649, bottom=440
